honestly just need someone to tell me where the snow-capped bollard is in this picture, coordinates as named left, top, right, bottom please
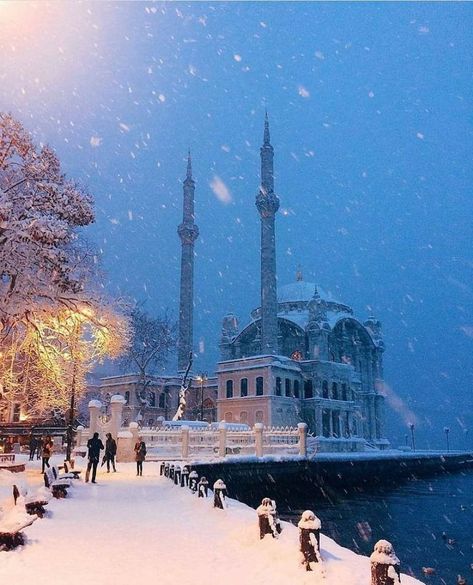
left=256, top=498, right=279, bottom=539
left=189, top=470, right=199, bottom=492
left=181, top=465, right=189, bottom=487
left=298, top=422, right=308, bottom=457
left=174, top=466, right=181, bottom=485
left=370, top=540, right=401, bottom=585
left=298, top=510, right=322, bottom=572
left=160, top=461, right=165, bottom=476
left=254, top=423, right=264, bottom=457
left=164, top=462, right=170, bottom=478
left=213, top=479, right=227, bottom=509
left=197, top=476, right=209, bottom=498
left=169, top=464, right=175, bottom=481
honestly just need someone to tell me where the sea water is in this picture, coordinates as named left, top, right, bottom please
left=282, top=470, right=473, bottom=585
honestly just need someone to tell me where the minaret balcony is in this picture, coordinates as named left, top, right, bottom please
left=178, top=222, right=199, bottom=244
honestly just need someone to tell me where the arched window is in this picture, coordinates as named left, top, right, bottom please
left=149, top=392, right=156, bottom=407
left=158, top=393, right=165, bottom=409
left=285, top=379, right=292, bottom=397
left=124, top=391, right=130, bottom=405
left=226, top=380, right=233, bottom=398
left=275, top=377, right=282, bottom=396
left=304, top=380, right=313, bottom=399
left=256, top=376, right=264, bottom=396
left=322, top=381, right=329, bottom=399
left=332, top=382, right=338, bottom=400
left=148, top=419, right=154, bottom=427
left=341, top=383, right=348, bottom=401
left=255, top=410, right=264, bottom=423
left=240, top=378, right=248, bottom=397
left=293, top=380, right=300, bottom=398
left=224, top=412, right=233, bottom=422
left=240, top=411, right=248, bottom=423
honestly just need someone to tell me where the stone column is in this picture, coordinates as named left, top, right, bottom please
left=218, top=422, right=227, bottom=458
left=110, top=394, right=126, bottom=439
left=298, top=422, right=308, bottom=457
left=254, top=423, right=264, bottom=457
left=75, top=425, right=84, bottom=447
left=181, top=426, right=190, bottom=459
left=88, top=400, right=102, bottom=436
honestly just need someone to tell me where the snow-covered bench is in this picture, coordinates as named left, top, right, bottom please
left=0, top=484, right=37, bottom=550
left=52, top=465, right=75, bottom=481
left=44, top=468, right=71, bottom=498
left=63, top=460, right=82, bottom=479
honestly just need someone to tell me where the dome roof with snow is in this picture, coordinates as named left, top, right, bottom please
left=278, top=281, right=335, bottom=304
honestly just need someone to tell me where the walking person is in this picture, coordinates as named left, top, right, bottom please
left=134, top=436, right=146, bottom=476
left=103, top=433, right=117, bottom=473
left=86, top=432, right=104, bottom=483
left=41, top=435, right=54, bottom=474
left=28, top=434, right=38, bottom=461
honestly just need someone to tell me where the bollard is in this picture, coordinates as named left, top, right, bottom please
left=174, top=466, right=181, bottom=485
left=213, top=479, right=227, bottom=509
left=159, top=461, right=165, bottom=476
left=256, top=497, right=281, bottom=539
left=197, top=476, right=209, bottom=498
left=189, top=470, right=198, bottom=493
left=370, top=540, right=401, bottom=585
left=298, top=510, right=322, bottom=572
left=169, top=464, right=175, bottom=481
left=181, top=465, right=189, bottom=487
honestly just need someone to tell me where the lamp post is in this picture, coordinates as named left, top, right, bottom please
left=444, top=426, right=450, bottom=452
left=195, top=372, right=208, bottom=421
left=408, top=423, right=416, bottom=451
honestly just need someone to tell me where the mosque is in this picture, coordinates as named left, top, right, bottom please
left=98, top=114, right=390, bottom=451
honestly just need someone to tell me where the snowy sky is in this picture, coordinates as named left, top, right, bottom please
left=1, top=1, right=472, bottom=447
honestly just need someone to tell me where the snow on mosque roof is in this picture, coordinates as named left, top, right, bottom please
left=277, top=281, right=336, bottom=304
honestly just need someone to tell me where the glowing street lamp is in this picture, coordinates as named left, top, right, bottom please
left=409, top=422, right=416, bottom=451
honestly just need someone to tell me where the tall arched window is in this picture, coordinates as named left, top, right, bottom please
left=255, top=410, right=264, bottom=423
left=304, top=380, right=313, bottom=399
left=158, top=393, right=165, bottom=409
left=322, top=381, right=329, bottom=399
left=149, top=392, right=156, bottom=407
left=226, top=380, right=234, bottom=398
left=332, top=382, right=338, bottom=400
left=293, top=380, right=300, bottom=398
left=275, top=377, right=282, bottom=396
left=240, top=411, right=248, bottom=423
left=124, top=391, right=130, bottom=405
left=285, top=379, right=292, bottom=397
left=240, top=378, right=248, bottom=397
left=224, top=412, right=233, bottom=422
left=341, top=383, right=348, bottom=401
left=256, top=376, right=264, bottom=396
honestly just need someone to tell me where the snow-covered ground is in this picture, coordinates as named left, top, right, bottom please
left=1, top=455, right=425, bottom=585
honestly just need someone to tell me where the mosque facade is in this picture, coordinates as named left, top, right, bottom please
left=216, top=115, right=389, bottom=449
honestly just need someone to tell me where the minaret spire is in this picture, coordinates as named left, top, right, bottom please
left=177, top=152, right=199, bottom=372
left=256, top=112, right=280, bottom=355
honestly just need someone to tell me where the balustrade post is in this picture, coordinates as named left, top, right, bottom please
left=298, top=422, right=308, bottom=457
left=88, top=400, right=102, bottom=436
left=75, top=425, right=84, bottom=448
left=254, top=423, right=264, bottom=457
left=182, top=426, right=190, bottom=459
left=218, top=422, right=227, bottom=458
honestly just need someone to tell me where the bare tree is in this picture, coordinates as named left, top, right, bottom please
left=119, top=307, right=176, bottom=421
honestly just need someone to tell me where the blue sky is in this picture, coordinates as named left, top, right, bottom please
left=1, top=1, right=472, bottom=446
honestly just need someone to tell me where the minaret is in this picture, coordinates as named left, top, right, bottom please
left=255, top=112, right=280, bottom=354
left=177, top=152, right=199, bottom=372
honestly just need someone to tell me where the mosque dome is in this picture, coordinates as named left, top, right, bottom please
left=277, top=281, right=334, bottom=304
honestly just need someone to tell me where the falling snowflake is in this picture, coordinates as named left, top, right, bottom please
left=298, top=85, right=310, bottom=98
left=90, top=135, right=102, bottom=147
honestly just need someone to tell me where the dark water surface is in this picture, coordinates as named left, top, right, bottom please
left=280, top=471, right=473, bottom=585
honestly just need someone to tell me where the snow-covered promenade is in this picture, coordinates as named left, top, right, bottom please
left=1, top=456, right=424, bottom=585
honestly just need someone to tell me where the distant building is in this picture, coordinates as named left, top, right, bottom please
left=90, top=116, right=388, bottom=451
left=217, top=115, right=389, bottom=450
